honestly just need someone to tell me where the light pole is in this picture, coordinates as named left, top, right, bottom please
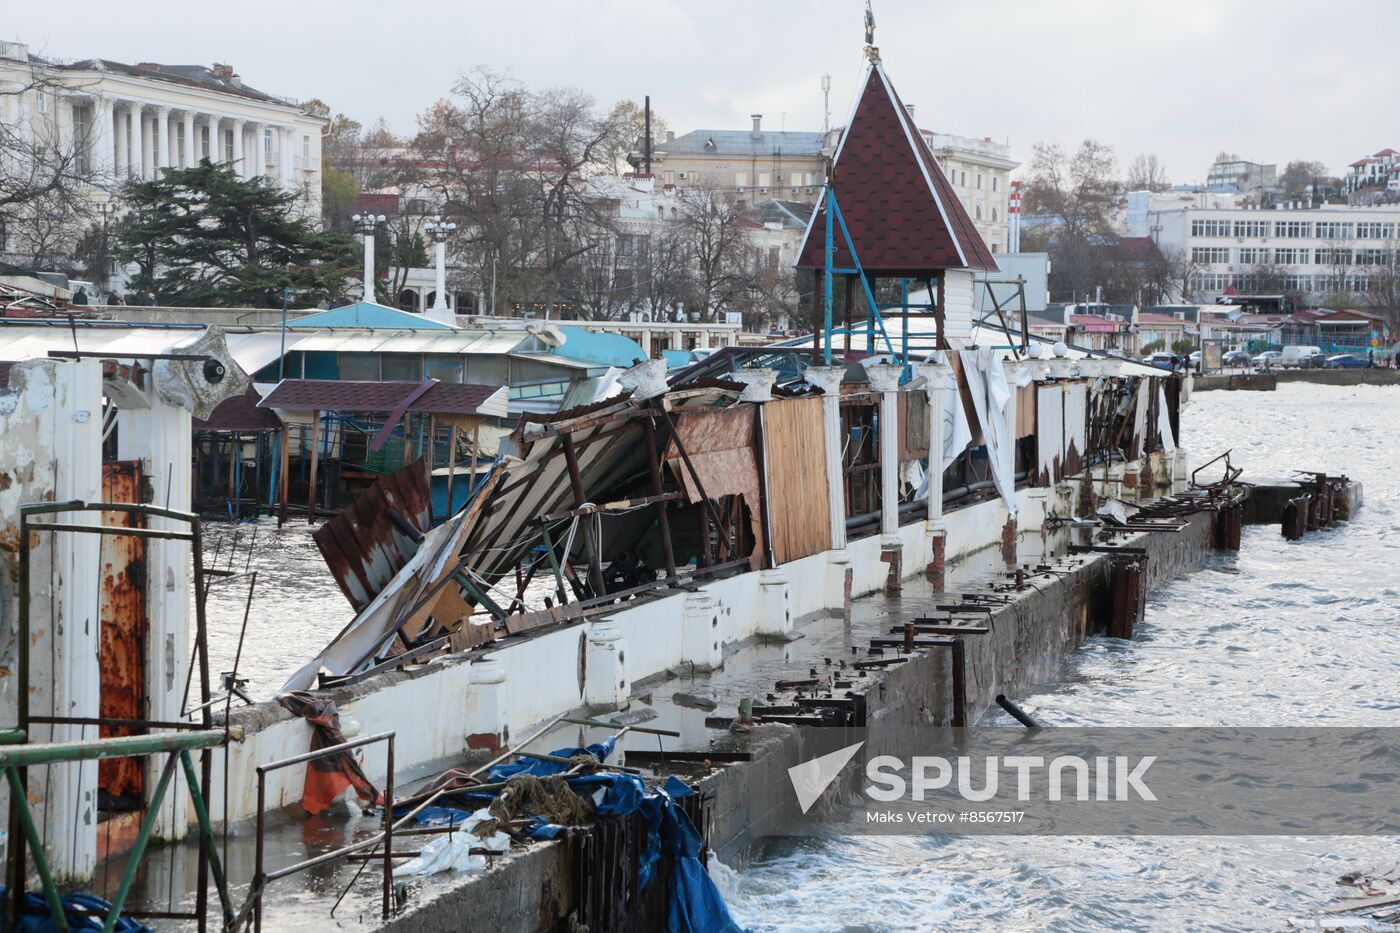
left=490, top=254, right=498, bottom=316
left=424, top=216, right=458, bottom=325
left=352, top=212, right=385, bottom=302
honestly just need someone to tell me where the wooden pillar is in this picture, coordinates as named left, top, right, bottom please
left=445, top=424, right=458, bottom=520
left=641, top=414, right=677, bottom=579
left=306, top=410, right=321, bottom=524
left=426, top=415, right=436, bottom=525
left=278, top=424, right=290, bottom=527
left=402, top=413, right=413, bottom=467
left=935, top=274, right=947, bottom=350
left=468, top=422, right=480, bottom=497
left=561, top=433, right=607, bottom=597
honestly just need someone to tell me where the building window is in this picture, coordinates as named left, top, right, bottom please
left=1238, top=247, right=1268, bottom=264
left=382, top=353, right=423, bottom=381
left=1233, top=220, right=1269, bottom=238
left=1314, top=248, right=1353, bottom=265
left=1316, top=222, right=1354, bottom=240
left=1275, top=221, right=1312, bottom=238
left=735, top=171, right=747, bottom=189
left=976, top=174, right=982, bottom=189
left=1190, top=219, right=1231, bottom=237
left=992, top=177, right=999, bottom=192
left=757, top=172, right=771, bottom=189
left=302, top=134, right=310, bottom=164
left=1192, top=247, right=1230, bottom=264
left=975, top=205, right=982, bottom=220
left=992, top=208, right=998, bottom=222
left=1356, top=222, right=1396, bottom=239
left=264, top=128, right=273, bottom=156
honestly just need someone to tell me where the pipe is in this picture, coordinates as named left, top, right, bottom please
left=995, top=694, right=1041, bottom=729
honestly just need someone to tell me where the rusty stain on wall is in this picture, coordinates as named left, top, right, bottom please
left=99, top=460, right=146, bottom=810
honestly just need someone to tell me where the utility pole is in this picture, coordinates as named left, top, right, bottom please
left=821, top=74, right=831, bottom=136
left=644, top=95, right=652, bottom=175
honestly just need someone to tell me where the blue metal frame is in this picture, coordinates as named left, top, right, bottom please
left=819, top=186, right=937, bottom=380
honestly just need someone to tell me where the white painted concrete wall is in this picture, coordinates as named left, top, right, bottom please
left=0, top=360, right=104, bottom=881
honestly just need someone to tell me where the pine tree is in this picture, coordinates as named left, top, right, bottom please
left=116, top=161, right=357, bottom=307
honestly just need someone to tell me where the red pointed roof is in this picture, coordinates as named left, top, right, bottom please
left=796, top=64, right=996, bottom=273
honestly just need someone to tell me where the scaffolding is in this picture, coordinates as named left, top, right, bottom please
left=9, top=500, right=231, bottom=932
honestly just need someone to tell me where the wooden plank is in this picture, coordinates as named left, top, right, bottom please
left=763, top=396, right=832, bottom=564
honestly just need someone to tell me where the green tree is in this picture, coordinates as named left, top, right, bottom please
left=116, top=161, right=356, bottom=307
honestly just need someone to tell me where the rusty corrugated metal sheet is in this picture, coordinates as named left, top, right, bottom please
left=665, top=406, right=764, bottom=567
left=314, top=459, right=433, bottom=611
left=99, top=460, right=146, bottom=808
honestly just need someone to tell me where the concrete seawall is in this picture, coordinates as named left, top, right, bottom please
left=1195, top=368, right=1400, bottom=391
left=387, top=504, right=1225, bottom=930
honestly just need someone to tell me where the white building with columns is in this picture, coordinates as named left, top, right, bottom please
left=0, top=41, right=325, bottom=228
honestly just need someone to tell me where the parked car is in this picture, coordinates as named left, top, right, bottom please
left=1189, top=350, right=1201, bottom=371
left=1142, top=352, right=1178, bottom=369
left=1253, top=351, right=1282, bottom=369
left=1281, top=345, right=1323, bottom=367
left=1323, top=354, right=1373, bottom=369
left=1222, top=350, right=1253, bottom=367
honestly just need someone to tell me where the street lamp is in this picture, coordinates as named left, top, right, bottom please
left=424, top=216, right=458, bottom=324
left=352, top=212, right=386, bottom=302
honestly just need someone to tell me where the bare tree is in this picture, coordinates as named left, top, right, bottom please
left=673, top=178, right=754, bottom=321
left=1125, top=153, right=1168, bottom=192
left=1023, top=139, right=1120, bottom=244
left=0, top=68, right=101, bottom=268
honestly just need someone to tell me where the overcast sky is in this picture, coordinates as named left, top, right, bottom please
left=10, top=0, right=1398, bottom=182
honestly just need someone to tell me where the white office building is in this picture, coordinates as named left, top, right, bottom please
left=1126, top=190, right=1400, bottom=303
left=0, top=41, right=325, bottom=218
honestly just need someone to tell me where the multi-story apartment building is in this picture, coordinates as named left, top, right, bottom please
left=631, top=115, right=827, bottom=207
left=0, top=40, right=325, bottom=222
left=921, top=130, right=1017, bottom=253
left=629, top=112, right=1017, bottom=252
left=1126, top=190, right=1400, bottom=303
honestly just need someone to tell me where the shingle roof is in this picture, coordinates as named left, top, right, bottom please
left=796, top=64, right=996, bottom=273
left=749, top=198, right=815, bottom=229
left=259, top=379, right=507, bottom=416
left=657, top=129, right=824, bottom=158
left=193, top=386, right=283, bottom=432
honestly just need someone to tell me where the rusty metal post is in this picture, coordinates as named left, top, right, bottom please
left=561, top=434, right=607, bottom=597
left=306, top=411, right=322, bottom=524
left=191, top=519, right=213, bottom=933
left=641, top=415, right=678, bottom=579
left=903, top=621, right=915, bottom=652
left=950, top=639, right=967, bottom=728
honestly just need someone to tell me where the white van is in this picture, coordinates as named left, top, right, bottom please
left=1280, top=346, right=1322, bottom=367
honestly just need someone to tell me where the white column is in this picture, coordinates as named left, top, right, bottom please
left=864, top=363, right=905, bottom=542
left=205, top=113, right=220, bottom=163
left=918, top=359, right=953, bottom=524
left=279, top=126, right=295, bottom=188
left=181, top=110, right=196, bottom=168
left=113, top=101, right=128, bottom=178
left=805, top=366, right=847, bottom=551
left=231, top=119, right=245, bottom=177
left=137, top=106, right=152, bottom=178
left=251, top=123, right=265, bottom=179
left=362, top=229, right=375, bottom=301
left=93, top=96, right=115, bottom=178
left=155, top=106, right=171, bottom=170
left=432, top=239, right=448, bottom=312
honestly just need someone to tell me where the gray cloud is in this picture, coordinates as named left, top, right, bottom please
left=11, top=0, right=1397, bottom=182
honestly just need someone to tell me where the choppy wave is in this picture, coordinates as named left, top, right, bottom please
left=727, top=384, right=1400, bottom=932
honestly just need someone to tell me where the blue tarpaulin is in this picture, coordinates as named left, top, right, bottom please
left=408, top=741, right=744, bottom=933
left=0, top=890, right=153, bottom=933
